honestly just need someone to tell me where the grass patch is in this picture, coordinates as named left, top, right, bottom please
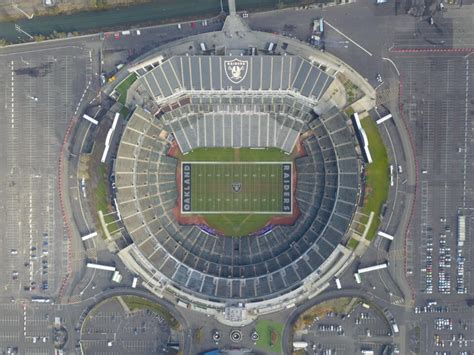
left=119, top=105, right=131, bottom=120
left=94, top=164, right=109, bottom=213
left=115, top=72, right=137, bottom=105
left=93, top=164, right=119, bottom=235
left=182, top=147, right=235, bottom=161
left=360, top=117, right=389, bottom=241
left=343, top=80, right=360, bottom=104
left=255, top=319, right=284, bottom=354
left=181, top=147, right=291, bottom=162
left=345, top=106, right=355, bottom=117
left=187, top=162, right=286, bottom=213
left=238, top=148, right=292, bottom=161
left=179, top=147, right=292, bottom=236
left=122, top=296, right=180, bottom=330
left=204, top=214, right=275, bottom=237
left=354, top=214, right=368, bottom=234
left=347, top=238, right=359, bottom=250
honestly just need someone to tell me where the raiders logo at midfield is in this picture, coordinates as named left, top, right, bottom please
left=224, top=58, right=248, bottom=84
left=232, top=182, right=242, bottom=193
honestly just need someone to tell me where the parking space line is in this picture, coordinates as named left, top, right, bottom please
left=462, top=60, right=470, bottom=208
left=324, top=20, right=373, bottom=57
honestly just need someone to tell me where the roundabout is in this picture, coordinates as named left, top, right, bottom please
left=229, top=329, right=242, bottom=343
left=79, top=294, right=183, bottom=354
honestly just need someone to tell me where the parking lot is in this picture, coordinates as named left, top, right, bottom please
left=295, top=301, right=394, bottom=354
left=392, top=12, right=474, bottom=50
left=0, top=302, right=62, bottom=354
left=398, top=52, right=474, bottom=353
left=400, top=54, right=473, bottom=297
left=80, top=297, right=174, bottom=354
left=0, top=46, right=90, bottom=299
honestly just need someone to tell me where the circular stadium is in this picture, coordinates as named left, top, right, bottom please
left=112, top=15, right=370, bottom=319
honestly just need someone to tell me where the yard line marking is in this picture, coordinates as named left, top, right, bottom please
left=324, top=20, right=373, bottom=57
left=462, top=60, right=469, bottom=208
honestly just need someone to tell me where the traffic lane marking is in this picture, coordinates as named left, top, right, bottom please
left=324, top=20, right=373, bottom=57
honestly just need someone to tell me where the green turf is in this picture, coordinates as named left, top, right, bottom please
left=187, top=162, right=286, bottom=213
left=180, top=147, right=292, bottom=236
left=94, top=164, right=109, bottom=213
left=182, top=147, right=291, bottom=162
left=119, top=105, right=131, bottom=120
left=255, top=319, right=284, bottom=354
left=183, top=147, right=235, bottom=161
left=347, top=238, right=360, bottom=250
left=238, top=148, right=292, bottom=161
left=360, top=116, right=389, bottom=241
left=115, top=72, right=137, bottom=105
left=204, top=214, right=276, bottom=237
left=93, top=164, right=119, bottom=236
left=345, top=106, right=355, bottom=117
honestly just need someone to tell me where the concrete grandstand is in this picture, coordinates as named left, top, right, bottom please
left=109, top=13, right=375, bottom=324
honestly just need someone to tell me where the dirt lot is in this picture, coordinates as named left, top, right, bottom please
left=0, top=0, right=152, bottom=21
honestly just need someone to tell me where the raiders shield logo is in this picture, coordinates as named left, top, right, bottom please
left=224, top=58, right=248, bottom=84
left=232, top=182, right=242, bottom=193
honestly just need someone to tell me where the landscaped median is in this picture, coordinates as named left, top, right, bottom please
left=359, top=115, right=390, bottom=241
left=255, top=319, right=284, bottom=354
left=92, top=164, right=119, bottom=238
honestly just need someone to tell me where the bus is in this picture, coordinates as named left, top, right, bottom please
left=266, top=42, right=276, bottom=52
left=354, top=273, right=361, bottom=284
left=358, top=263, right=388, bottom=274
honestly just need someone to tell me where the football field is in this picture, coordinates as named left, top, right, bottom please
left=181, top=162, right=292, bottom=214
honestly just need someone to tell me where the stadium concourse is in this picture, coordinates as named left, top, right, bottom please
left=110, top=13, right=376, bottom=324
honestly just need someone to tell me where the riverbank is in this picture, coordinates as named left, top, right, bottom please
left=0, top=0, right=224, bottom=43
left=0, top=0, right=153, bottom=23
left=0, top=0, right=319, bottom=44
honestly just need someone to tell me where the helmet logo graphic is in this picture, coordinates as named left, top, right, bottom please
left=224, top=58, right=248, bottom=84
